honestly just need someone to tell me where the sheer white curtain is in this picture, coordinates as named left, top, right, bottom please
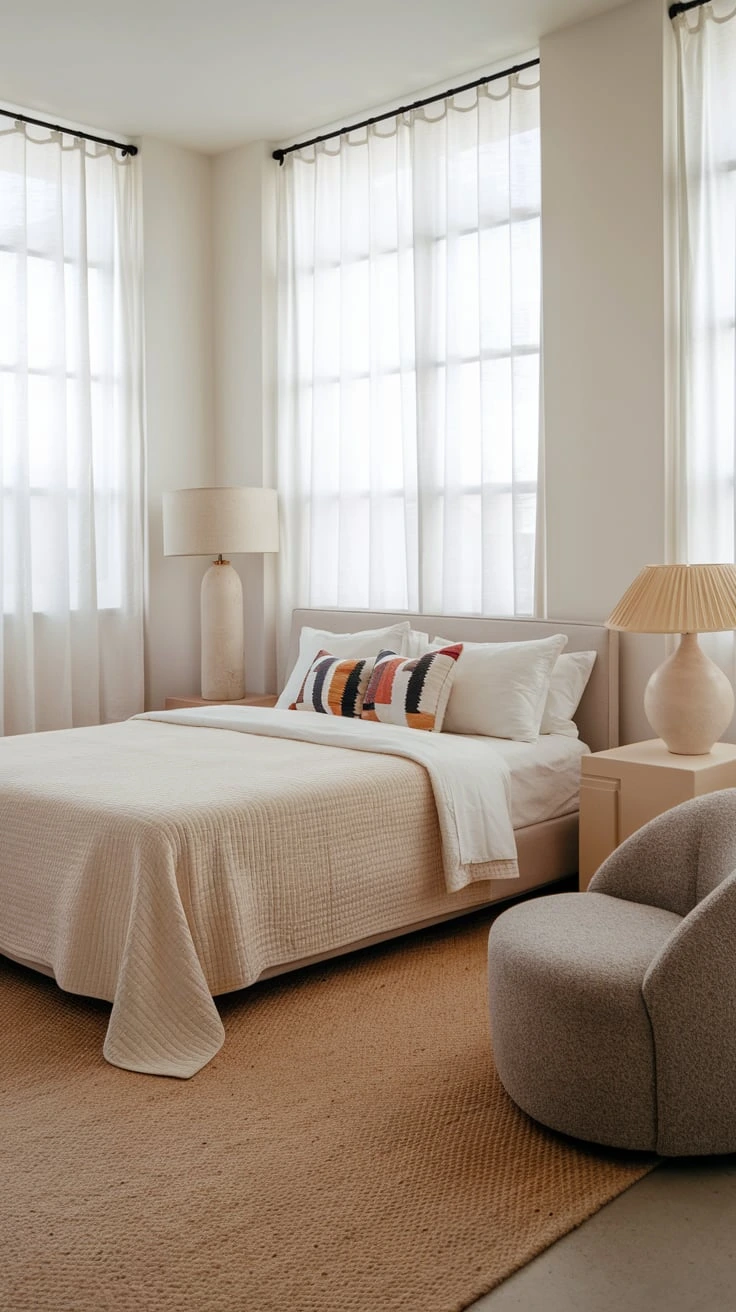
left=0, top=122, right=144, bottom=734
left=277, top=67, right=541, bottom=656
left=673, top=3, right=736, bottom=677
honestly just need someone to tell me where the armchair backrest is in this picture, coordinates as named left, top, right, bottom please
left=692, top=789, right=736, bottom=904
left=589, top=788, right=736, bottom=918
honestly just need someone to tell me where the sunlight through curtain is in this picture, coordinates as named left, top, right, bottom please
left=0, top=122, right=144, bottom=734
left=673, top=2, right=736, bottom=684
left=276, top=66, right=541, bottom=665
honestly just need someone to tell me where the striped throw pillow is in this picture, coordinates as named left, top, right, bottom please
left=290, top=650, right=377, bottom=717
left=361, top=645, right=463, bottom=732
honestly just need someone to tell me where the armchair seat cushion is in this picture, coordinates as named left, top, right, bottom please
left=488, top=892, right=682, bottom=1151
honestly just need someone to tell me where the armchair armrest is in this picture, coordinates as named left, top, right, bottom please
left=642, top=869, right=736, bottom=1155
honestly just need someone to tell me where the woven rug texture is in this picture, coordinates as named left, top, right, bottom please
left=0, top=908, right=655, bottom=1311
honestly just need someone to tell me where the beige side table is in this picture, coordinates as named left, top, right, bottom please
left=579, top=738, right=736, bottom=890
left=164, top=693, right=278, bottom=710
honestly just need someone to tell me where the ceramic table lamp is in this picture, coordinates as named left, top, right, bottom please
left=162, top=486, right=279, bottom=700
left=606, top=563, right=736, bottom=754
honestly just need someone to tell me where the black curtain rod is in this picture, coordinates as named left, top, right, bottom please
left=668, top=0, right=709, bottom=18
left=0, top=106, right=138, bottom=156
left=272, top=56, right=540, bottom=164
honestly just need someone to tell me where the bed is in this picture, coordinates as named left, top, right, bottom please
left=0, top=609, right=618, bottom=1078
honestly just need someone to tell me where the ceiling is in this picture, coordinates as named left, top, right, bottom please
left=0, top=0, right=632, bottom=154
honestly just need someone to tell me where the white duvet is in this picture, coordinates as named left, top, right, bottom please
left=0, top=708, right=519, bottom=1079
left=138, top=706, right=519, bottom=891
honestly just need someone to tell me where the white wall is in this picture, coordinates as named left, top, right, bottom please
left=541, top=0, right=672, bottom=742
left=141, top=137, right=215, bottom=710
left=212, top=141, right=278, bottom=695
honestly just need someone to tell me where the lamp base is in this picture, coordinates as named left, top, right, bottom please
left=200, top=559, right=245, bottom=700
left=644, top=632, right=734, bottom=755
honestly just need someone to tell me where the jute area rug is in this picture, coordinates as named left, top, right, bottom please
left=1, top=907, right=655, bottom=1312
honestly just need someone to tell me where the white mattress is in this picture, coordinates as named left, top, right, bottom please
left=485, top=733, right=589, bottom=829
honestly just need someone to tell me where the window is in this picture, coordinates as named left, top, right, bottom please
left=0, top=124, right=143, bottom=732
left=674, top=2, right=736, bottom=567
left=277, top=69, right=541, bottom=622
left=0, top=148, right=134, bottom=613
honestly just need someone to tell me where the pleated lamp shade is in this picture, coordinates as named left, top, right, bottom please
left=607, top=564, right=736, bottom=634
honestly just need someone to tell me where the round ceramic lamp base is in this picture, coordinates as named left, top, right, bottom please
left=200, top=559, right=246, bottom=701
left=644, top=632, right=734, bottom=755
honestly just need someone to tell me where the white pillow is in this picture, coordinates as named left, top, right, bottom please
left=540, top=651, right=597, bottom=737
left=432, top=633, right=568, bottom=741
left=405, top=629, right=431, bottom=658
left=276, top=621, right=412, bottom=710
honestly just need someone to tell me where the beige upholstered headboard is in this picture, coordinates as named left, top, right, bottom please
left=288, top=609, right=619, bottom=753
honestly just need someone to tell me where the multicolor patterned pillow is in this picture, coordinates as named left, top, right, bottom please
left=289, top=650, right=377, bottom=717
left=361, top=645, right=463, bottom=732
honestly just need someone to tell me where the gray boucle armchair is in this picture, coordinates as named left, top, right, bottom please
left=487, top=789, right=736, bottom=1155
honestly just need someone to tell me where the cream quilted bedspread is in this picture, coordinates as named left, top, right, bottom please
left=0, top=710, right=517, bottom=1078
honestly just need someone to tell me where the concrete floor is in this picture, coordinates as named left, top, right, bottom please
left=469, top=1157, right=736, bottom=1311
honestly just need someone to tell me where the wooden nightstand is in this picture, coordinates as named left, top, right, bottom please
left=164, top=693, right=278, bottom=710
left=579, top=738, right=736, bottom=890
